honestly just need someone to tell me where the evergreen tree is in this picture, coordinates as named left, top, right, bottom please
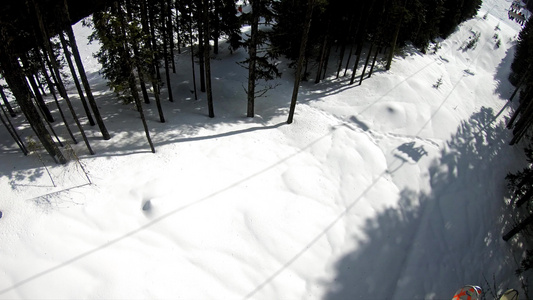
left=212, top=0, right=242, bottom=54
left=271, top=0, right=309, bottom=61
left=31, top=0, right=94, bottom=155
left=59, top=32, right=96, bottom=126
left=62, top=0, right=111, bottom=140
left=0, top=24, right=67, bottom=163
left=138, top=0, right=166, bottom=122
left=287, top=0, right=314, bottom=124
left=160, top=0, right=175, bottom=102
left=92, top=0, right=156, bottom=152
left=407, top=0, right=445, bottom=52
left=510, top=19, right=533, bottom=86
left=0, top=84, right=17, bottom=117
left=507, top=20, right=533, bottom=145
left=203, top=0, right=215, bottom=118
left=176, top=0, right=199, bottom=100
left=91, top=7, right=134, bottom=103
left=240, top=0, right=281, bottom=118
left=440, top=0, right=481, bottom=38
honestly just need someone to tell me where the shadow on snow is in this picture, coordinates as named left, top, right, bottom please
left=323, top=107, right=528, bottom=299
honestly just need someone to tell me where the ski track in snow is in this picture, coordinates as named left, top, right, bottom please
left=0, top=0, right=530, bottom=299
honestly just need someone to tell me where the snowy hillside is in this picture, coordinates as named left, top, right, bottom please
left=0, top=0, right=530, bottom=299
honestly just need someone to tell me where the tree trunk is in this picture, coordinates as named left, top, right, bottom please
left=503, top=213, right=533, bottom=241
left=511, top=92, right=533, bottom=134
left=349, top=42, right=363, bottom=84
left=247, top=0, right=259, bottom=117
left=515, top=188, right=533, bottom=208
left=138, top=72, right=151, bottom=104
left=509, top=67, right=531, bottom=103
left=343, top=43, right=355, bottom=77
left=28, top=74, right=55, bottom=124
left=336, top=43, right=347, bottom=79
left=0, top=97, right=27, bottom=155
left=359, top=42, right=374, bottom=85
left=148, top=2, right=162, bottom=82
left=33, top=0, right=94, bottom=155
left=197, top=0, right=206, bottom=93
left=336, top=15, right=354, bottom=79
left=322, top=43, right=332, bottom=80
left=174, top=0, right=182, bottom=54
left=133, top=79, right=156, bottom=153
left=36, top=48, right=55, bottom=93
left=0, top=37, right=66, bottom=163
left=510, top=107, right=533, bottom=145
left=62, top=0, right=110, bottom=140
left=161, top=0, right=174, bottom=102
left=386, top=0, right=407, bottom=71
left=507, top=90, right=531, bottom=129
left=31, top=91, right=63, bottom=147
left=21, top=55, right=55, bottom=123
left=59, top=32, right=96, bottom=126
left=167, top=0, right=176, bottom=73
left=140, top=0, right=165, bottom=123
left=189, top=11, right=198, bottom=101
left=0, top=85, right=17, bottom=117
left=315, top=28, right=329, bottom=84
left=34, top=74, right=46, bottom=96
left=116, top=0, right=156, bottom=153
left=368, top=45, right=381, bottom=78
left=40, top=48, right=78, bottom=143
left=125, top=0, right=151, bottom=106
left=203, top=0, right=214, bottom=118
left=213, top=0, right=220, bottom=55
left=343, top=6, right=366, bottom=77
left=287, top=0, right=314, bottom=124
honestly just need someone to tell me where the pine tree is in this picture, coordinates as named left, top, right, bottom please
left=0, top=100, right=27, bottom=155
left=287, top=0, right=314, bottom=124
left=212, top=0, right=242, bottom=54
left=59, top=32, right=96, bottom=126
left=0, top=25, right=67, bottom=163
left=203, top=0, right=215, bottom=118
left=20, top=53, right=55, bottom=123
left=195, top=0, right=207, bottom=93
left=176, top=0, right=199, bottom=100
left=507, top=20, right=533, bottom=145
left=62, top=0, right=111, bottom=140
left=31, top=0, right=94, bottom=155
left=160, top=0, right=174, bottom=102
left=241, top=0, right=280, bottom=118
left=115, top=0, right=155, bottom=152
left=139, top=0, right=166, bottom=122
left=0, top=84, right=17, bottom=117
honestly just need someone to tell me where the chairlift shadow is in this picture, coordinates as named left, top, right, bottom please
left=388, top=141, right=428, bottom=173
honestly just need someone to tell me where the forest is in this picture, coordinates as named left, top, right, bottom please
left=503, top=5, right=533, bottom=277
left=0, top=0, right=484, bottom=163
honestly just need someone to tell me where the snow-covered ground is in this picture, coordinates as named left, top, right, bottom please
left=0, top=1, right=531, bottom=299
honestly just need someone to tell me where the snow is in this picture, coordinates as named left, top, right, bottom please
left=0, top=0, right=531, bottom=299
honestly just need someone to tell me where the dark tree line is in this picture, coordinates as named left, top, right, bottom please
left=0, top=0, right=112, bottom=163
left=0, top=0, right=482, bottom=162
left=504, top=14, right=533, bottom=276
left=270, top=0, right=481, bottom=84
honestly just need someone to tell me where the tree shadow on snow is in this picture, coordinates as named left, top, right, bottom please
left=493, top=44, right=517, bottom=101
left=63, top=50, right=296, bottom=157
left=323, top=107, right=527, bottom=299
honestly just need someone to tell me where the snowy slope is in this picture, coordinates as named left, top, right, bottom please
left=0, top=0, right=530, bottom=299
